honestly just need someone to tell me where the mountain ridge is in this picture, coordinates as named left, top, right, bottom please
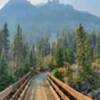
left=0, top=0, right=100, bottom=42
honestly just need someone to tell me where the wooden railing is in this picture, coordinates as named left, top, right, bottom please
left=0, top=71, right=32, bottom=100
left=48, top=73, right=93, bottom=100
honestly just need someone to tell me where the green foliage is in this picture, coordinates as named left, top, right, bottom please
left=36, top=55, right=42, bottom=71
left=0, top=73, right=14, bottom=91
left=0, top=22, right=9, bottom=59
left=29, top=44, right=37, bottom=68
left=55, top=37, right=65, bottom=67
left=0, top=51, right=8, bottom=76
left=96, top=33, right=100, bottom=58
left=0, top=22, right=99, bottom=92
left=51, top=42, right=57, bottom=57
left=0, top=22, right=12, bottom=91
left=36, top=37, right=51, bottom=71
left=76, top=24, right=93, bottom=81
left=13, top=25, right=30, bottom=79
left=0, top=48, right=14, bottom=91
left=52, top=33, right=75, bottom=67
left=64, top=48, right=75, bottom=64
left=48, top=58, right=55, bottom=70
left=15, top=63, right=30, bottom=79
left=95, top=59, right=100, bottom=64
left=66, top=63, right=73, bottom=84
left=37, top=37, right=50, bottom=57
left=56, top=47, right=64, bottom=67
left=61, top=32, right=68, bottom=48
left=13, top=25, right=24, bottom=67
left=52, top=69, right=64, bottom=81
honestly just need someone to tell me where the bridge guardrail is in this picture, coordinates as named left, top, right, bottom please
left=0, top=71, right=32, bottom=100
left=48, top=73, right=93, bottom=100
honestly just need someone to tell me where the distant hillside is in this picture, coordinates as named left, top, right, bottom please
left=0, top=0, right=100, bottom=42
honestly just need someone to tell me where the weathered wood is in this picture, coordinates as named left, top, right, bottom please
left=18, top=78, right=32, bottom=100
left=0, top=72, right=32, bottom=100
left=0, top=85, right=13, bottom=100
left=48, top=73, right=93, bottom=100
left=11, top=75, right=31, bottom=100
left=48, top=77, right=70, bottom=100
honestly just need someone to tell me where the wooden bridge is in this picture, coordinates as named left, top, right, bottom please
left=0, top=71, right=93, bottom=100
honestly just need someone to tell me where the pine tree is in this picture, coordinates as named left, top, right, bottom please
left=22, top=42, right=29, bottom=62
left=55, top=37, right=64, bottom=67
left=13, top=25, right=30, bottom=78
left=0, top=23, right=15, bottom=91
left=51, top=41, right=57, bottom=57
left=89, top=33, right=96, bottom=60
left=0, top=49, right=15, bottom=91
left=64, top=48, right=74, bottom=64
left=0, top=49, right=7, bottom=76
left=29, top=44, right=37, bottom=68
left=96, top=33, right=100, bottom=58
left=37, top=37, right=50, bottom=57
left=0, top=31, right=3, bottom=55
left=13, top=25, right=25, bottom=69
left=61, top=32, right=68, bottom=48
left=0, top=22, right=9, bottom=59
left=76, top=24, right=92, bottom=81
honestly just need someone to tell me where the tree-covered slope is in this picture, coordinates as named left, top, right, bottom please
left=0, top=0, right=100, bottom=40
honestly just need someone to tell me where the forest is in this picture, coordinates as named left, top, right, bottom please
left=0, top=23, right=100, bottom=98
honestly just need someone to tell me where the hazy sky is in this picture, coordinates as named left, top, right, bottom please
left=0, top=0, right=100, bottom=17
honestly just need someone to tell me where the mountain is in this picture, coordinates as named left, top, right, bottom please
left=0, top=0, right=100, bottom=41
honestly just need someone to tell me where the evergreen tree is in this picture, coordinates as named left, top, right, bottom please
left=0, top=31, right=3, bottom=55
left=0, top=22, right=9, bottom=59
left=0, top=49, right=7, bottom=76
left=64, top=48, right=74, bottom=64
left=0, top=23, right=15, bottom=91
left=13, top=25, right=24, bottom=68
left=22, top=42, right=29, bottom=62
left=90, top=33, right=96, bottom=49
left=0, top=50, right=14, bottom=91
left=76, top=24, right=93, bottom=81
left=56, top=47, right=64, bottom=67
left=61, top=32, right=68, bottom=48
left=55, top=37, right=64, bottom=67
left=60, top=33, right=75, bottom=64
left=96, top=33, right=100, bottom=58
left=51, top=41, right=57, bottom=57
left=29, top=44, right=37, bottom=68
left=89, top=33, right=96, bottom=60
left=13, top=25, right=30, bottom=78
left=37, top=37, right=50, bottom=57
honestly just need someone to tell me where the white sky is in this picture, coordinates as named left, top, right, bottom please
left=0, top=0, right=9, bottom=9
left=27, top=0, right=48, bottom=5
left=0, top=0, right=48, bottom=8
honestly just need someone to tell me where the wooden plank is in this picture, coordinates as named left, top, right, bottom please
left=0, top=72, right=32, bottom=100
left=0, top=85, right=13, bottom=100
left=18, top=78, right=32, bottom=100
left=11, top=76, right=31, bottom=100
left=48, top=77, right=70, bottom=100
left=47, top=80, right=60, bottom=100
left=48, top=73, right=93, bottom=100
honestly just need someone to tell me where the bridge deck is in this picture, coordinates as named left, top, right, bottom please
left=23, top=73, right=56, bottom=100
